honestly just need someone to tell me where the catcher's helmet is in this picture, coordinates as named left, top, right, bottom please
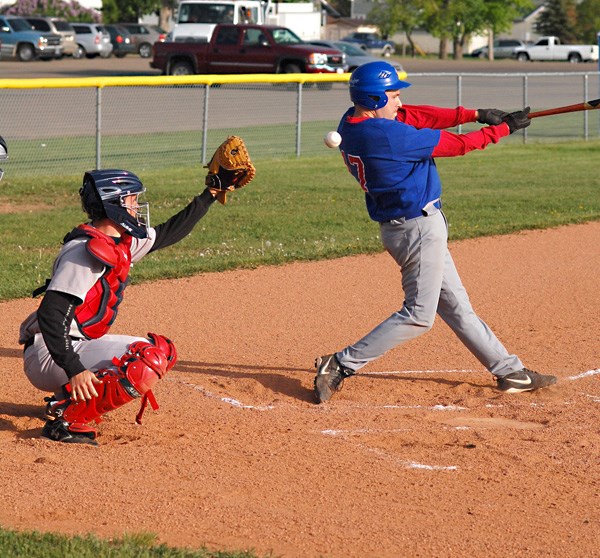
left=349, top=61, right=411, bottom=110
left=0, top=135, right=7, bottom=182
left=80, top=169, right=149, bottom=239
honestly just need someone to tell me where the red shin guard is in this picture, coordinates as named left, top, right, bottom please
left=56, top=333, right=177, bottom=434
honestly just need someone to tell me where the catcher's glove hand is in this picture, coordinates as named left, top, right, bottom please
left=205, top=135, right=256, bottom=205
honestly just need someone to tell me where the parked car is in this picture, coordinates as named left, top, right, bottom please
left=24, top=16, right=77, bottom=57
left=341, top=31, right=395, bottom=57
left=104, top=24, right=137, bottom=58
left=0, top=15, right=63, bottom=61
left=470, top=38, right=525, bottom=59
left=71, top=23, right=113, bottom=59
left=513, top=35, right=599, bottom=63
left=307, top=39, right=403, bottom=73
left=117, top=23, right=166, bottom=58
left=151, top=24, right=346, bottom=77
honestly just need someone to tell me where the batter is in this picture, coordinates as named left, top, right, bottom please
left=314, top=61, right=557, bottom=403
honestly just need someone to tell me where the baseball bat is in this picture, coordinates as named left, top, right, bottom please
left=528, top=98, right=600, bottom=119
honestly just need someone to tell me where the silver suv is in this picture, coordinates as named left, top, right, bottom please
left=117, top=23, right=166, bottom=58
left=71, top=23, right=113, bottom=59
left=470, top=39, right=526, bottom=59
left=24, top=16, right=77, bottom=56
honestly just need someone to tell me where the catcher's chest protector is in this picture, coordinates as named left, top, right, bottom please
left=58, top=333, right=177, bottom=435
left=68, top=225, right=133, bottom=339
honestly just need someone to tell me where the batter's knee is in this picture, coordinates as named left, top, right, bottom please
left=404, top=307, right=436, bottom=333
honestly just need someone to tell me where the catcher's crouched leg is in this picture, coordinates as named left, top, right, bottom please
left=43, top=333, right=177, bottom=446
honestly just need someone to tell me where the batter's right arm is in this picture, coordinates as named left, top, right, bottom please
left=398, top=105, right=478, bottom=129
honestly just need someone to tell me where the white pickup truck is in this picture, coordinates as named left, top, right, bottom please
left=513, top=36, right=599, bottom=63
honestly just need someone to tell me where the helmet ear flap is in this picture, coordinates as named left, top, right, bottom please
left=80, top=176, right=106, bottom=221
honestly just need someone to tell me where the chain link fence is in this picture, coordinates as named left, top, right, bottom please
left=0, top=71, right=598, bottom=178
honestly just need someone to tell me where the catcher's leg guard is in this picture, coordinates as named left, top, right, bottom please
left=47, top=333, right=177, bottom=441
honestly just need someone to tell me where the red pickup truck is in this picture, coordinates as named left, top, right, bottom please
left=150, top=23, right=347, bottom=76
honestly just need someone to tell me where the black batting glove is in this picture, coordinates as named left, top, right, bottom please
left=503, top=107, right=531, bottom=134
left=477, top=108, right=509, bottom=125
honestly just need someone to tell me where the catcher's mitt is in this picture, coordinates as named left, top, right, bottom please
left=205, top=135, right=256, bottom=204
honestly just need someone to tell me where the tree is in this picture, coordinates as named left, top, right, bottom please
left=2, top=0, right=101, bottom=22
left=422, top=0, right=453, bottom=59
left=422, top=0, right=489, bottom=59
left=575, top=0, right=600, bottom=44
left=535, top=0, right=578, bottom=43
left=158, top=0, right=178, bottom=34
left=480, top=0, right=533, bottom=60
left=368, top=0, right=427, bottom=56
left=422, top=0, right=532, bottom=60
left=328, top=0, right=351, bottom=17
left=101, top=0, right=162, bottom=23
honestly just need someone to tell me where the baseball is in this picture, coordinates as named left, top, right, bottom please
left=324, top=131, right=342, bottom=148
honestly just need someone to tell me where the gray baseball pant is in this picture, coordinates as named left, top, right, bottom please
left=23, top=333, right=146, bottom=398
left=338, top=210, right=523, bottom=377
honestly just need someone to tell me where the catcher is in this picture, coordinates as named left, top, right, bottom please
left=19, top=136, right=255, bottom=446
left=0, top=134, right=7, bottom=181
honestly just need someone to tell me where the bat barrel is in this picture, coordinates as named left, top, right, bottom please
left=528, top=98, right=600, bottom=119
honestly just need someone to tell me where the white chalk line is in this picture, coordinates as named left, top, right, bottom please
left=363, top=368, right=480, bottom=375
left=323, top=428, right=412, bottom=435
left=321, top=431, right=458, bottom=471
left=171, top=367, right=599, bottom=410
left=567, top=369, right=600, bottom=381
left=366, top=445, right=458, bottom=471
left=383, top=404, right=467, bottom=411
left=167, top=378, right=275, bottom=410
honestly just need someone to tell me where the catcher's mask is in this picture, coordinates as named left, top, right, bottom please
left=0, top=135, right=7, bottom=182
left=349, top=61, right=411, bottom=110
left=80, top=169, right=149, bottom=239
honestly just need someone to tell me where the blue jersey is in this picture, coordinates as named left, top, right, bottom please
left=338, top=107, right=442, bottom=222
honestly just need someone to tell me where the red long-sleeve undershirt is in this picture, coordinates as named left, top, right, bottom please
left=397, top=104, right=511, bottom=157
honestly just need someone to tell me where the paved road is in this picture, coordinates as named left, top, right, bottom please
left=0, top=54, right=162, bottom=79
left=0, top=53, right=598, bottom=79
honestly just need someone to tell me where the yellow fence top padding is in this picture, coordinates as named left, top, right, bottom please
left=0, top=71, right=408, bottom=89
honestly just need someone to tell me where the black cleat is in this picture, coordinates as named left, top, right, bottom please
left=314, top=353, right=354, bottom=403
left=496, top=368, right=557, bottom=393
left=41, top=419, right=98, bottom=446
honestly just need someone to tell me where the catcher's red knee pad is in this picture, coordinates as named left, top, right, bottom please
left=127, top=333, right=177, bottom=373
left=148, top=332, right=177, bottom=371
left=60, top=334, right=177, bottom=429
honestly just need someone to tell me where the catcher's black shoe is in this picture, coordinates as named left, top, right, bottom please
left=314, top=353, right=354, bottom=403
left=43, top=395, right=59, bottom=419
left=496, top=368, right=557, bottom=393
left=41, top=419, right=98, bottom=446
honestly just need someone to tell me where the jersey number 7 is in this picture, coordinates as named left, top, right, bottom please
left=341, top=150, right=368, bottom=192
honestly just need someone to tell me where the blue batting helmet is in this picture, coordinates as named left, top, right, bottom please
left=349, top=61, right=411, bottom=110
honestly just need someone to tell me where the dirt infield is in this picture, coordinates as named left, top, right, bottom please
left=1, top=221, right=599, bottom=557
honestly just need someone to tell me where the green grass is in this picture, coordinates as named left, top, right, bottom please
left=0, top=528, right=265, bottom=557
left=1, top=140, right=599, bottom=553
left=6, top=114, right=598, bottom=178
left=1, top=141, right=599, bottom=301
